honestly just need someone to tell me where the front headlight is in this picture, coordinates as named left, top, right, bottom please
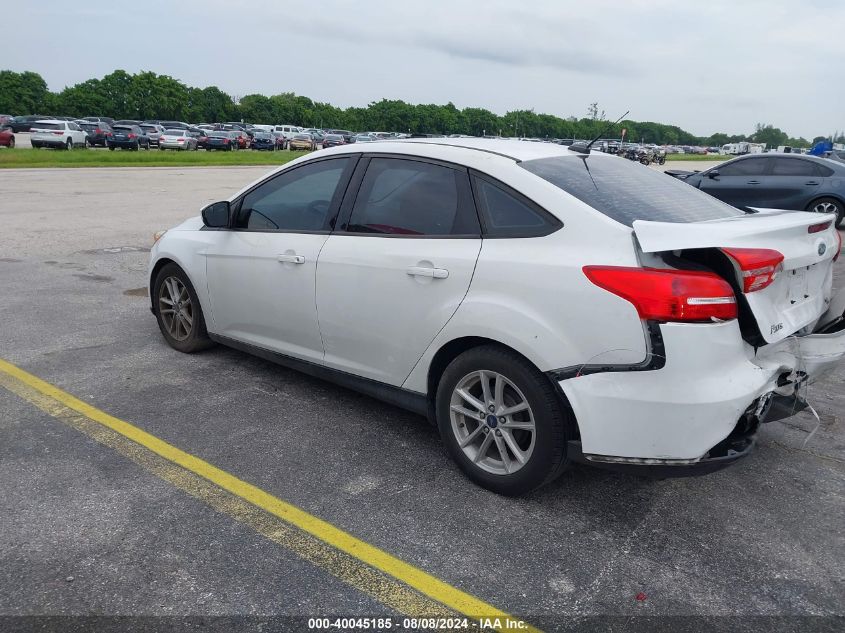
left=153, top=230, right=167, bottom=245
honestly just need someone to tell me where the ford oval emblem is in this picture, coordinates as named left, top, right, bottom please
left=819, top=243, right=827, bottom=256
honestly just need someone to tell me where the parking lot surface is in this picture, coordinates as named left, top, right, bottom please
left=0, top=167, right=843, bottom=630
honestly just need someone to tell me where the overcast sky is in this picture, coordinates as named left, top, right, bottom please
left=3, top=0, right=841, bottom=138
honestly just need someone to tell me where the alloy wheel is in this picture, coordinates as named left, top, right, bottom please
left=158, top=276, right=194, bottom=341
left=449, top=370, right=536, bottom=475
left=813, top=201, right=840, bottom=215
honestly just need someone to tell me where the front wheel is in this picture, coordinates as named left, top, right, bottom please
left=807, top=197, right=844, bottom=228
left=436, top=345, right=575, bottom=496
left=8, top=136, right=14, bottom=148
left=152, top=263, right=214, bottom=353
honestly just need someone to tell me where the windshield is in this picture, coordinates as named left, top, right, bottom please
left=520, top=155, right=744, bottom=227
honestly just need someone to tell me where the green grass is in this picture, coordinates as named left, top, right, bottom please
left=664, top=154, right=726, bottom=161
left=0, top=147, right=308, bottom=169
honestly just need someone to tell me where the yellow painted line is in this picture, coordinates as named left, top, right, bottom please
left=0, top=357, right=539, bottom=632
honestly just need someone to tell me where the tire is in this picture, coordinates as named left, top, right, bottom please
left=65, top=139, right=73, bottom=151
left=152, top=263, right=214, bottom=354
left=83, top=138, right=89, bottom=149
left=133, top=141, right=140, bottom=151
left=108, top=145, right=115, bottom=151
left=435, top=345, right=576, bottom=496
left=640, top=157, right=650, bottom=165
left=806, top=197, right=844, bottom=228
left=8, top=136, right=14, bottom=148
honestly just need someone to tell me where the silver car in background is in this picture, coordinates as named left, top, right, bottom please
left=158, top=129, right=198, bottom=151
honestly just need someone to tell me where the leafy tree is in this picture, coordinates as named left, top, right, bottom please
left=0, top=70, right=50, bottom=114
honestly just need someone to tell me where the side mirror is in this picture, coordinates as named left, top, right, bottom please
left=201, top=201, right=231, bottom=228
left=707, top=169, right=720, bottom=179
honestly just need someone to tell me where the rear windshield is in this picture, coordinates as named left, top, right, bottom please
left=209, top=132, right=228, bottom=138
left=34, top=122, right=63, bottom=130
left=163, top=129, right=184, bottom=135
left=141, top=125, right=158, bottom=132
left=520, top=155, right=743, bottom=226
left=114, top=126, right=134, bottom=132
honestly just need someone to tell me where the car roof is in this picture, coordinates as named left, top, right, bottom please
left=324, top=137, right=579, bottom=163
left=35, top=119, right=65, bottom=124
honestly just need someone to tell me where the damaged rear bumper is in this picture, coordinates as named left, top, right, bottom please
left=557, top=306, right=845, bottom=475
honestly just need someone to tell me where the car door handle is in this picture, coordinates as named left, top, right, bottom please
left=746, top=180, right=761, bottom=185
left=277, top=254, right=305, bottom=264
left=805, top=181, right=820, bottom=186
left=406, top=266, right=449, bottom=279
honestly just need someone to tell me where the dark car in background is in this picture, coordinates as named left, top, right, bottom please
left=322, top=133, right=346, bottom=148
left=77, top=120, right=113, bottom=147
left=82, top=116, right=115, bottom=126
left=673, top=154, right=845, bottom=227
left=250, top=131, right=276, bottom=151
left=271, top=131, right=288, bottom=150
left=107, top=124, right=150, bottom=150
left=140, top=123, right=166, bottom=146
left=8, top=115, right=49, bottom=132
left=327, top=129, right=354, bottom=143
left=205, top=131, right=239, bottom=151
left=194, top=129, right=211, bottom=150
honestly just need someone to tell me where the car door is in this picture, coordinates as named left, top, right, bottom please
left=315, top=155, right=482, bottom=385
left=697, top=156, right=771, bottom=210
left=204, top=156, right=357, bottom=362
left=764, top=157, right=826, bottom=210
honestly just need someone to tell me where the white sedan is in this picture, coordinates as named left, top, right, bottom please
left=148, top=139, right=845, bottom=495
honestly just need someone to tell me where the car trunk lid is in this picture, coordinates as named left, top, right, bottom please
left=633, top=209, right=841, bottom=344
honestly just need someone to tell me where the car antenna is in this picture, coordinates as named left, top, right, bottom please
left=569, top=110, right=629, bottom=155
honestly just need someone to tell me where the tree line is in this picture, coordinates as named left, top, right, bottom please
left=0, top=69, right=838, bottom=147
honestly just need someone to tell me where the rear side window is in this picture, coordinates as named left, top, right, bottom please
left=520, top=155, right=743, bottom=227
left=771, top=158, right=822, bottom=176
left=472, top=176, right=560, bottom=237
left=717, top=158, right=769, bottom=176
left=347, top=158, right=479, bottom=236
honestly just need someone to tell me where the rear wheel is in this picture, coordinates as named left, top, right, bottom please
left=8, top=136, right=14, bottom=148
left=108, top=145, right=115, bottom=151
left=807, top=197, right=844, bottom=228
left=153, top=263, right=214, bottom=354
left=436, top=345, right=575, bottom=496
left=65, top=139, right=73, bottom=151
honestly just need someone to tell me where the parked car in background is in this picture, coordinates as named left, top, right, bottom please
left=82, top=116, right=115, bottom=126
left=205, top=131, right=239, bottom=151
left=273, top=124, right=301, bottom=141
left=0, top=125, right=14, bottom=148
left=140, top=123, right=166, bottom=146
left=77, top=120, right=113, bottom=147
left=9, top=115, right=49, bottom=133
left=354, top=134, right=375, bottom=143
left=194, top=129, right=211, bottom=150
left=30, top=120, right=89, bottom=150
left=250, top=131, right=277, bottom=151
left=671, top=154, right=845, bottom=227
left=322, top=133, right=346, bottom=148
left=158, top=121, right=189, bottom=130
left=272, top=131, right=288, bottom=150
left=158, top=129, right=197, bottom=151
left=148, top=138, right=845, bottom=495
left=107, top=124, right=150, bottom=151
left=327, top=129, right=354, bottom=143
left=0, top=115, right=14, bottom=127
left=288, top=133, right=317, bottom=151
left=233, top=130, right=251, bottom=149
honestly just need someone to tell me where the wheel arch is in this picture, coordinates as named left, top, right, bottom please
left=424, top=336, right=578, bottom=436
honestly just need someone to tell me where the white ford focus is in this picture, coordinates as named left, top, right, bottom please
left=149, top=139, right=845, bottom=495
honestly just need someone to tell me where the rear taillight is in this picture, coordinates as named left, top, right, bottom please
left=721, top=248, right=784, bottom=293
left=128, top=133, right=136, bottom=139
left=53, top=131, right=63, bottom=135
left=834, top=231, right=842, bottom=262
left=808, top=221, right=832, bottom=234
left=582, top=266, right=738, bottom=322
left=177, top=138, right=185, bottom=141
left=95, top=128, right=102, bottom=134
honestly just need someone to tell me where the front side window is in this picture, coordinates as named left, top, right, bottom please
left=717, top=157, right=769, bottom=176
left=234, top=157, right=351, bottom=232
left=347, top=158, right=479, bottom=236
